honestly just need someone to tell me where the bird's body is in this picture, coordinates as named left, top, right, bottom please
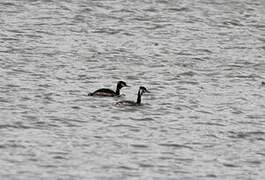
left=88, top=81, right=128, bottom=97
left=88, top=88, right=117, bottom=97
left=115, top=100, right=139, bottom=106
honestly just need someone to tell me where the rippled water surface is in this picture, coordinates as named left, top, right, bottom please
left=1, top=0, right=265, bottom=179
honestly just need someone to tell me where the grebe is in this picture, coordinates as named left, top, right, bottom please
left=88, top=81, right=129, bottom=97
left=115, top=86, right=150, bottom=106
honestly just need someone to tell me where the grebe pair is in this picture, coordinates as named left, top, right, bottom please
left=88, top=81, right=150, bottom=106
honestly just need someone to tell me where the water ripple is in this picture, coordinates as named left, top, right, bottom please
left=1, top=0, right=265, bottom=179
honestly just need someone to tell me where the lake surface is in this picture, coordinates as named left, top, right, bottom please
left=1, top=0, right=265, bottom=179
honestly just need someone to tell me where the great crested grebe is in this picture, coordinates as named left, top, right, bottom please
left=115, top=86, right=150, bottom=106
left=88, top=81, right=129, bottom=97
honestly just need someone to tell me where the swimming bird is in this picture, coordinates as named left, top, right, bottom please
left=115, top=86, right=150, bottom=106
left=88, top=81, right=129, bottom=97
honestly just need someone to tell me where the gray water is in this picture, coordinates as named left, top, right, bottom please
left=1, top=0, right=265, bottom=179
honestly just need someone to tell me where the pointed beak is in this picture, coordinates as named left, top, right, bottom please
left=146, top=90, right=151, bottom=93
left=125, top=84, right=130, bottom=87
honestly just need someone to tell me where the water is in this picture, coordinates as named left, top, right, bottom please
left=1, top=0, right=265, bottom=179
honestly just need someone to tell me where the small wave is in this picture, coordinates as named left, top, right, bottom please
left=166, top=7, right=189, bottom=12
left=177, top=71, right=198, bottom=77
left=138, top=163, right=154, bottom=168
left=0, top=2, right=16, bottom=6
left=228, top=131, right=265, bottom=140
left=222, top=163, right=240, bottom=168
left=92, top=28, right=122, bottom=35
left=246, top=114, right=265, bottom=119
left=112, top=124, right=138, bottom=129
left=130, top=117, right=154, bottom=121
left=131, top=144, right=148, bottom=148
left=52, top=155, right=68, bottom=160
left=0, top=123, right=32, bottom=129
left=194, top=122, right=226, bottom=127
left=159, top=143, right=193, bottom=149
